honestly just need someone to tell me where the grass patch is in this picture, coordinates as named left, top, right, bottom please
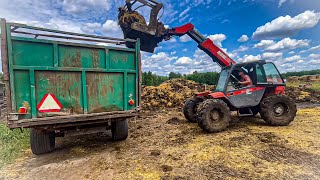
left=0, top=123, right=29, bottom=169
left=287, top=81, right=320, bottom=91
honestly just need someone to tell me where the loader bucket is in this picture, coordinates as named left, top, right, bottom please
left=118, top=8, right=166, bottom=53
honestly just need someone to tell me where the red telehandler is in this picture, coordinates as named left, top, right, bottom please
left=119, top=0, right=297, bottom=133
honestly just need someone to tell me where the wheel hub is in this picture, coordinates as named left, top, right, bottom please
left=211, top=110, right=220, bottom=121
left=273, top=104, right=285, bottom=116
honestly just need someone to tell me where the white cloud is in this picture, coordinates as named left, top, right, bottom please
left=62, top=0, right=112, bottom=15
left=310, top=60, right=320, bottom=64
left=254, top=38, right=310, bottom=52
left=170, top=51, right=177, bottom=55
left=102, top=20, right=120, bottom=33
left=175, top=57, right=193, bottom=66
left=150, top=52, right=176, bottom=61
left=284, top=55, right=302, bottom=63
left=309, top=45, right=320, bottom=51
left=207, top=34, right=227, bottom=47
left=239, top=54, right=261, bottom=62
left=278, top=0, right=288, bottom=7
left=288, top=51, right=295, bottom=54
left=309, top=54, right=320, bottom=59
left=82, top=22, right=101, bottom=34
left=237, top=35, right=249, bottom=42
left=254, top=40, right=275, bottom=49
left=262, top=52, right=283, bottom=60
left=179, top=7, right=191, bottom=18
left=252, top=11, right=320, bottom=39
left=237, top=46, right=249, bottom=52
left=179, top=35, right=192, bottom=42
left=266, top=38, right=310, bottom=51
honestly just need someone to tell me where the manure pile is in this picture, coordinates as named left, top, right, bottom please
left=141, top=79, right=214, bottom=110
left=141, top=79, right=320, bottom=110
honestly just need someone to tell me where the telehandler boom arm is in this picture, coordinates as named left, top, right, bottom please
left=165, top=23, right=236, bottom=67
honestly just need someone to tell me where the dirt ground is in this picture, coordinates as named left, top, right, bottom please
left=1, top=107, right=320, bottom=180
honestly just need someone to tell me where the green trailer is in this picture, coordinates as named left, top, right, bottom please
left=0, top=18, right=141, bottom=154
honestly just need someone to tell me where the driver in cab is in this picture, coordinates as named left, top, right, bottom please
left=238, top=70, right=253, bottom=87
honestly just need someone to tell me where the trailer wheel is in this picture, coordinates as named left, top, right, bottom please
left=197, top=99, right=231, bottom=133
left=183, top=97, right=203, bottom=123
left=260, top=95, right=297, bottom=126
left=111, top=119, right=129, bottom=141
left=30, top=128, right=55, bottom=155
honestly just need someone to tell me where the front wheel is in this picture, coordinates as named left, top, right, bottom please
left=260, top=95, right=297, bottom=126
left=196, top=99, right=231, bottom=133
left=183, top=97, right=203, bottom=123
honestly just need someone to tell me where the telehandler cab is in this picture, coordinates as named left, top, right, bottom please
left=118, top=0, right=297, bottom=133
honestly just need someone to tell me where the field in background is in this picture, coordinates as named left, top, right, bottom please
left=287, top=81, right=320, bottom=92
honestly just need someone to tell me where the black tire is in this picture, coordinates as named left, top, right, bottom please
left=251, top=108, right=260, bottom=116
left=30, top=128, right=55, bottom=155
left=196, top=99, right=231, bottom=133
left=111, top=119, right=129, bottom=141
left=183, top=97, right=203, bottom=123
left=260, top=95, right=297, bottom=126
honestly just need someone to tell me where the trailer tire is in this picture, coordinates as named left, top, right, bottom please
left=183, top=97, right=203, bottom=123
left=197, top=99, right=231, bottom=133
left=111, top=119, right=129, bottom=141
left=30, top=128, right=55, bottom=155
left=260, top=95, right=297, bottom=126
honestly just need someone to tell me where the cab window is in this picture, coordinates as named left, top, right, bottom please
left=215, top=70, right=229, bottom=92
left=256, top=64, right=267, bottom=83
left=263, top=63, right=284, bottom=84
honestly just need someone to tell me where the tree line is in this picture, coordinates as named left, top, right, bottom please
left=142, top=71, right=219, bottom=86
left=142, top=69, right=320, bottom=86
left=281, top=69, right=320, bottom=78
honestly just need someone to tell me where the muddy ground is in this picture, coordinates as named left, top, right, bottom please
left=1, top=107, right=320, bottom=180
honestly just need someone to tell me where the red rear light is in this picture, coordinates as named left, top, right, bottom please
left=19, top=107, right=27, bottom=114
left=128, top=99, right=135, bottom=106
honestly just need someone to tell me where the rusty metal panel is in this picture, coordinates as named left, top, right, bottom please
left=109, top=50, right=136, bottom=70
left=127, top=73, right=137, bottom=110
left=13, top=70, right=31, bottom=118
left=58, top=45, right=106, bottom=68
left=35, top=71, right=83, bottom=116
left=86, top=72, right=124, bottom=113
left=2, top=20, right=141, bottom=128
left=12, top=40, right=54, bottom=67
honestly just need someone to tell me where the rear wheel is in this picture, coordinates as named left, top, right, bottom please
left=111, top=119, right=129, bottom=141
left=183, top=97, right=203, bottom=123
left=30, top=128, right=55, bottom=155
left=197, top=99, right=231, bottom=133
left=260, top=95, right=297, bottom=126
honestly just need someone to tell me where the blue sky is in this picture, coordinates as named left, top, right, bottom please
left=0, top=0, right=319, bottom=75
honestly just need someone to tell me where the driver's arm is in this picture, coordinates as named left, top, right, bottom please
left=240, top=75, right=252, bottom=86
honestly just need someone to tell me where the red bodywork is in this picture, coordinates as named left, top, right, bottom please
left=196, top=86, right=285, bottom=102
left=167, top=23, right=236, bottom=68
left=274, top=86, right=286, bottom=94
left=168, top=23, right=286, bottom=103
left=173, top=23, right=195, bottom=35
